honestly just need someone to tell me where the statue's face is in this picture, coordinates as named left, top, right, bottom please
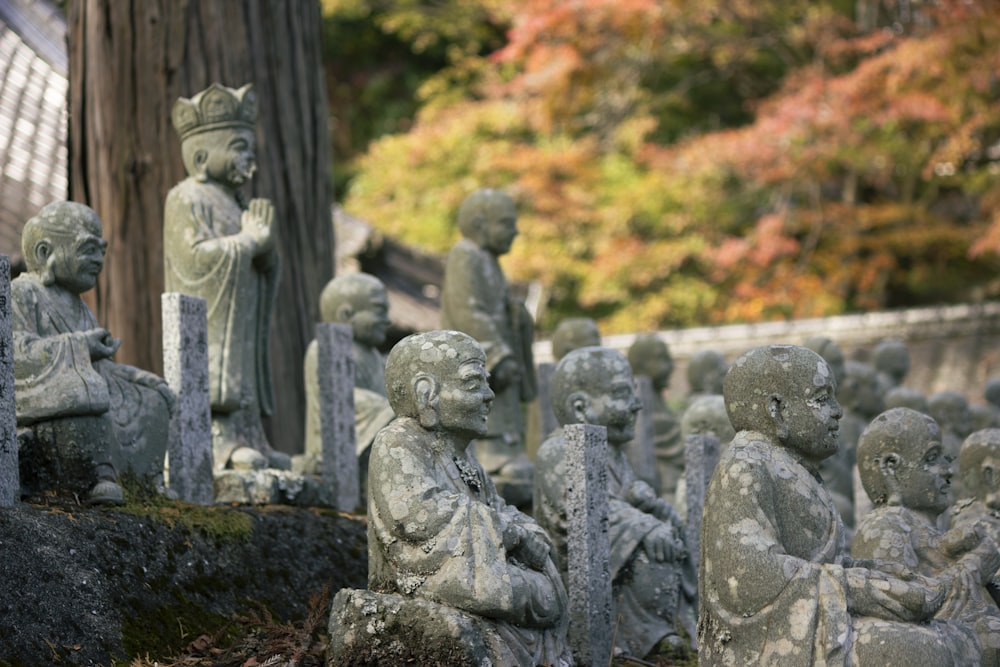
left=645, top=348, right=674, bottom=389
left=202, top=128, right=257, bottom=189
left=436, top=355, right=494, bottom=438
left=49, top=221, right=107, bottom=294
left=879, top=347, right=910, bottom=383
left=980, top=454, right=1000, bottom=510
left=582, top=359, right=643, bottom=445
left=894, top=430, right=952, bottom=516
left=482, top=209, right=518, bottom=255
left=779, top=366, right=843, bottom=463
left=350, top=286, right=390, bottom=347
left=854, top=371, right=885, bottom=418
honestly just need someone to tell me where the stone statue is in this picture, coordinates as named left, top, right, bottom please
left=13, top=201, right=175, bottom=504
left=685, top=349, right=727, bottom=401
left=929, top=390, right=974, bottom=463
left=164, top=82, right=288, bottom=472
left=298, top=273, right=394, bottom=481
left=535, top=346, right=689, bottom=658
left=874, top=338, right=910, bottom=396
left=952, top=428, right=1000, bottom=548
left=885, top=385, right=929, bottom=413
left=627, top=334, right=682, bottom=501
left=341, top=330, right=570, bottom=666
left=440, top=188, right=536, bottom=506
left=673, top=394, right=734, bottom=520
left=853, top=408, right=1000, bottom=662
left=550, top=317, right=600, bottom=361
left=700, top=344, right=984, bottom=665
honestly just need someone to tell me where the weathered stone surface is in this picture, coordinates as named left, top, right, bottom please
left=563, top=423, right=613, bottom=667
left=328, top=589, right=515, bottom=667
left=162, top=293, right=214, bottom=504
left=626, top=375, right=659, bottom=492
left=0, top=501, right=366, bottom=666
left=0, top=254, right=17, bottom=507
left=682, top=432, right=720, bottom=576
left=213, top=469, right=333, bottom=507
left=316, top=322, right=359, bottom=511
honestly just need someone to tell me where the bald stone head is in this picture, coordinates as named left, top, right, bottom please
left=551, top=318, right=601, bottom=361
left=22, top=201, right=107, bottom=293
left=724, top=345, right=842, bottom=463
left=319, top=273, right=390, bottom=347
left=384, top=330, right=487, bottom=418
left=627, top=334, right=674, bottom=392
left=687, top=349, right=727, bottom=395
left=551, top=346, right=642, bottom=445
left=803, top=336, right=846, bottom=389
left=681, top=394, right=735, bottom=445
left=959, top=428, right=1000, bottom=506
left=857, top=407, right=944, bottom=508
left=457, top=188, right=518, bottom=255
left=873, top=339, right=910, bottom=387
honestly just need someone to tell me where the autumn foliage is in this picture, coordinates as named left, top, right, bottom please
left=326, top=0, right=1000, bottom=334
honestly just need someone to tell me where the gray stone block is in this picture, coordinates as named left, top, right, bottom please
left=0, top=255, right=17, bottom=506
left=316, top=322, right=359, bottom=512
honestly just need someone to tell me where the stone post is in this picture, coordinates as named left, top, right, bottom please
left=563, top=423, right=612, bottom=666
left=0, top=256, right=17, bottom=506
left=536, top=362, right=558, bottom=439
left=626, top=375, right=660, bottom=493
left=162, top=293, right=214, bottom=504
left=683, top=432, right=721, bottom=574
left=316, top=322, right=359, bottom=512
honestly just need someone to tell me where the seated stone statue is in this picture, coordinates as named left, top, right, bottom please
left=13, top=201, right=175, bottom=503
left=673, top=394, right=734, bottom=520
left=298, top=273, right=394, bottom=481
left=700, top=344, right=983, bottom=665
left=550, top=317, right=600, bottom=361
left=951, top=428, right=1000, bottom=548
left=853, top=407, right=1000, bottom=663
left=329, top=330, right=570, bottom=666
left=627, top=334, right=682, bottom=500
left=535, top=346, right=689, bottom=658
left=164, top=82, right=288, bottom=473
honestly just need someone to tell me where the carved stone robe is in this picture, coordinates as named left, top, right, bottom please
left=164, top=178, right=279, bottom=465
left=700, top=431, right=982, bottom=666
left=367, top=417, right=570, bottom=666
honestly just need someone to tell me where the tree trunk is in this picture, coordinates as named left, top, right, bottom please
left=67, top=0, right=333, bottom=455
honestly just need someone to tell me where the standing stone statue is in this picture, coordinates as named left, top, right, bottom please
left=551, top=317, right=601, bottom=361
left=164, top=83, right=288, bottom=472
left=441, top=188, right=536, bottom=506
left=329, top=330, right=570, bottom=666
left=853, top=407, right=1000, bottom=662
left=13, top=202, right=175, bottom=503
left=627, top=334, right=682, bottom=500
left=535, top=346, right=689, bottom=659
left=952, top=428, right=1000, bottom=548
left=700, top=344, right=983, bottom=665
left=298, top=273, right=394, bottom=482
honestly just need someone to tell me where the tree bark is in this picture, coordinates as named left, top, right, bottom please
left=67, top=0, right=333, bottom=455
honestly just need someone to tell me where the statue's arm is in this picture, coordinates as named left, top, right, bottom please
left=164, top=193, right=259, bottom=272
left=442, top=244, right=513, bottom=366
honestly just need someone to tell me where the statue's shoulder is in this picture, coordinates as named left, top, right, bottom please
left=11, top=272, right=45, bottom=304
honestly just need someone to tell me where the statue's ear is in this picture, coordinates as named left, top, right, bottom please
left=192, top=148, right=210, bottom=182
left=984, top=463, right=995, bottom=489
left=413, top=373, right=440, bottom=429
left=568, top=391, right=590, bottom=424
left=34, top=239, right=56, bottom=285
left=767, top=395, right=789, bottom=441
left=879, top=453, right=903, bottom=504
left=335, top=303, right=354, bottom=323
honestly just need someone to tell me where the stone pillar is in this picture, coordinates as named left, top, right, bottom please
left=162, top=293, right=214, bottom=504
left=0, top=256, right=17, bottom=506
left=316, top=322, right=359, bottom=512
left=626, top=375, right=660, bottom=493
left=537, top=362, right=558, bottom=438
left=563, top=423, right=612, bottom=666
left=683, top=432, right=720, bottom=575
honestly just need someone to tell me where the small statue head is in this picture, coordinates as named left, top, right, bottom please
left=803, top=336, right=846, bottom=389
left=687, top=349, right=728, bottom=395
left=839, top=361, right=884, bottom=419
left=984, top=377, right=1000, bottom=409
left=627, top=334, right=674, bottom=392
left=724, top=345, right=841, bottom=464
left=873, top=338, right=910, bottom=387
left=857, top=407, right=951, bottom=517
left=929, top=390, right=973, bottom=438
left=320, top=273, right=390, bottom=347
left=551, top=346, right=642, bottom=446
left=457, top=188, right=518, bottom=256
left=172, top=83, right=258, bottom=191
left=22, top=201, right=107, bottom=293
left=959, top=428, right=1000, bottom=508
left=551, top=318, right=601, bottom=361
left=384, top=330, right=493, bottom=437
left=681, top=395, right=735, bottom=446
left=884, top=386, right=929, bottom=414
